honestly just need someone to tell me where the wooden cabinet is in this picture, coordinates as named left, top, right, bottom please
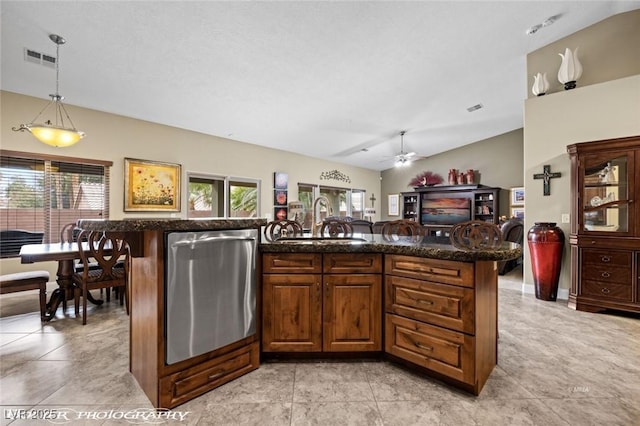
left=472, top=189, right=499, bottom=224
left=159, top=342, right=259, bottom=408
left=567, top=136, right=640, bottom=313
left=401, top=193, right=419, bottom=222
left=384, top=254, right=497, bottom=395
left=262, top=252, right=382, bottom=352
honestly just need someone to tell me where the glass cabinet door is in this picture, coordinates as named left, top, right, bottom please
left=581, top=152, right=630, bottom=233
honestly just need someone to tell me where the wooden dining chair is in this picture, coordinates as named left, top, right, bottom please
left=60, top=222, right=81, bottom=244
left=381, top=219, right=424, bottom=242
left=61, top=222, right=116, bottom=305
left=72, top=230, right=130, bottom=325
left=320, top=219, right=354, bottom=237
left=264, top=220, right=304, bottom=241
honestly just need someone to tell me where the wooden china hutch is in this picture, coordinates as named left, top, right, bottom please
left=567, top=136, right=640, bottom=313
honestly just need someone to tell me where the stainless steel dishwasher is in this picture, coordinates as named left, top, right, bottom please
left=164, top=228, right=258, bottom=365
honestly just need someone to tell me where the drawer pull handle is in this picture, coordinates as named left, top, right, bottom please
left=600, top=256, right=611, bottom=263
left=417, top=299, right=434, bottom=306
left=208, top=371, right=225, bottom=380
left=601, top=287, right=611, bottom=294
left=601, top=272, right=611, bottom=278
left=414, top=342, right=433, bottom=351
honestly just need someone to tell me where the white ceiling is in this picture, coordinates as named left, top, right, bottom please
left=2, top=1, right=638, bottom=171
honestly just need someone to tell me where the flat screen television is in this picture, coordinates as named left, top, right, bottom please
left=421, top=197, right=471, bottom=225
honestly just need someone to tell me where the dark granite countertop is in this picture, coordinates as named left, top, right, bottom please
left=76, top=219, right=520, bottom=262
left=77, top=218, right=267, bottom=232
left=260, top=234, right=521, bottom=262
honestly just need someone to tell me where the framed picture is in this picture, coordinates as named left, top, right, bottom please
left=273, top=172, right=288, bottom=190
left=511, top=207, right=525, bottom=219
left=274, top=207, right=288, bottom=221
left=124, top=158, right=181, bottom=212
left=388, top=194, right=400, bottom=216
left=510, top=187, right=525, bottom=206
left=274, top=190, right=288, bottom=206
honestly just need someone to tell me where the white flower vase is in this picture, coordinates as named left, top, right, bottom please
left=532, top=72, right=549, bottom=96
left=557, top=47, right=583, bottom=90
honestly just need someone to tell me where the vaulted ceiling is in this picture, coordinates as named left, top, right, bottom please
left=2, top=1, right=638, bottom=170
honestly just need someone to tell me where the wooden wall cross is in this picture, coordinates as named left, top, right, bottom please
left=533, top=165, right=561, bottom=196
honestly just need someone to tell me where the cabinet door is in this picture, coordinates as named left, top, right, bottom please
left=262, top=274, right=322, bottom=352
left=323, top=274, right=382, bottom=352
left=580, top=150, right=635, bottom=235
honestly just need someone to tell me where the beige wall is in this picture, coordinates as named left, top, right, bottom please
left=380, top=129, right=524, bottom=220
left=526, top=9, right=640, bottom=99
left=523, top=10, right=640, bottom=296
left=523, top=74, right=640, bottom=296
left=0, top=90, right=381, bottom=275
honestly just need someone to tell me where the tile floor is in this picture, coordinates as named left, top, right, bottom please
left=1, top=266, right=639, bottom=425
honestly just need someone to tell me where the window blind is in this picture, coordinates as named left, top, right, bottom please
left=0, top=151, right=111, bottom=255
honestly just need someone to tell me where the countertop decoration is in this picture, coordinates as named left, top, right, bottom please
left=409, top=171, right=443, bottom=188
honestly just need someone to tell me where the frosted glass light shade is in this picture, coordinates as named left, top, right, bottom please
left=28, top=124, right=85, bottom=147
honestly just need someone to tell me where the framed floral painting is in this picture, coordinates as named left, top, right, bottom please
left=124, top=158, right=181, bottom=212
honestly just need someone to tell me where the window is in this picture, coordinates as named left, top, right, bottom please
left=0, top=150, right=111, bottom=253
left=187, top=173, right=260, bottom=219
left=351, top=189, right=365, bottom=219
left=229, top=178, right=260, bottom=218
left=187, top=174, right=225, bottom=218
left=297, top=183, right=366, bottom=230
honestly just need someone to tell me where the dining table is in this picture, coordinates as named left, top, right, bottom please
left=19, top=242, right=104, bottom=321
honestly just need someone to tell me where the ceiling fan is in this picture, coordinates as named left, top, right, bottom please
left=391, top=131, right=424, bottom=167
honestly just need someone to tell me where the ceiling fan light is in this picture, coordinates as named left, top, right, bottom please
left=395, top=157, right=409, bottom=167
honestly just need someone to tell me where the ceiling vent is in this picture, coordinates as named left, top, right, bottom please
left=24, top=48, right=56, bottom=68
left=466, top=103, right=483, bottom=112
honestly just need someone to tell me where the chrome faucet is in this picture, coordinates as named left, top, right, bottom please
left=311, top=196, right=332, bottom=236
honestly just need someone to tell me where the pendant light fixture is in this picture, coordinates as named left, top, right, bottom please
left=12, top=34, right=85, bottom=147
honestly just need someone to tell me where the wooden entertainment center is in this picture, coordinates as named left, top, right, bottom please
left=401, top=185, right=501, bottom=234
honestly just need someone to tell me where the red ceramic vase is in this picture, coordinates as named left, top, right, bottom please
left=527, top=222, right=565, bottom=301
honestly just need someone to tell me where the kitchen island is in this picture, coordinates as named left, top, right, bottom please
left=260, top=233, right=520, bottom=396
left=78, top=219, right=520, bottom=405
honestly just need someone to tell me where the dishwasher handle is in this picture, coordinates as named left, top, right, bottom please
left=171, top=235, right=256, bottom=246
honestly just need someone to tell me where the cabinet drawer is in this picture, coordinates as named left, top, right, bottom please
left=581, top=264, right=631, bottom=285
left=581, top=249, right=631, bottom=267
left=323, top=253, right=382, bottom=274
left=263, top=253, right=322, bottom=274
left=159, top=342, right=259, bottom=408
left=385, top=275, right=474, bottom=334
left=581, top=280, right=633, bottom=301
left=385, top=314, right=474, bottom=385
left=385, top=255, right=474, bottom=288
